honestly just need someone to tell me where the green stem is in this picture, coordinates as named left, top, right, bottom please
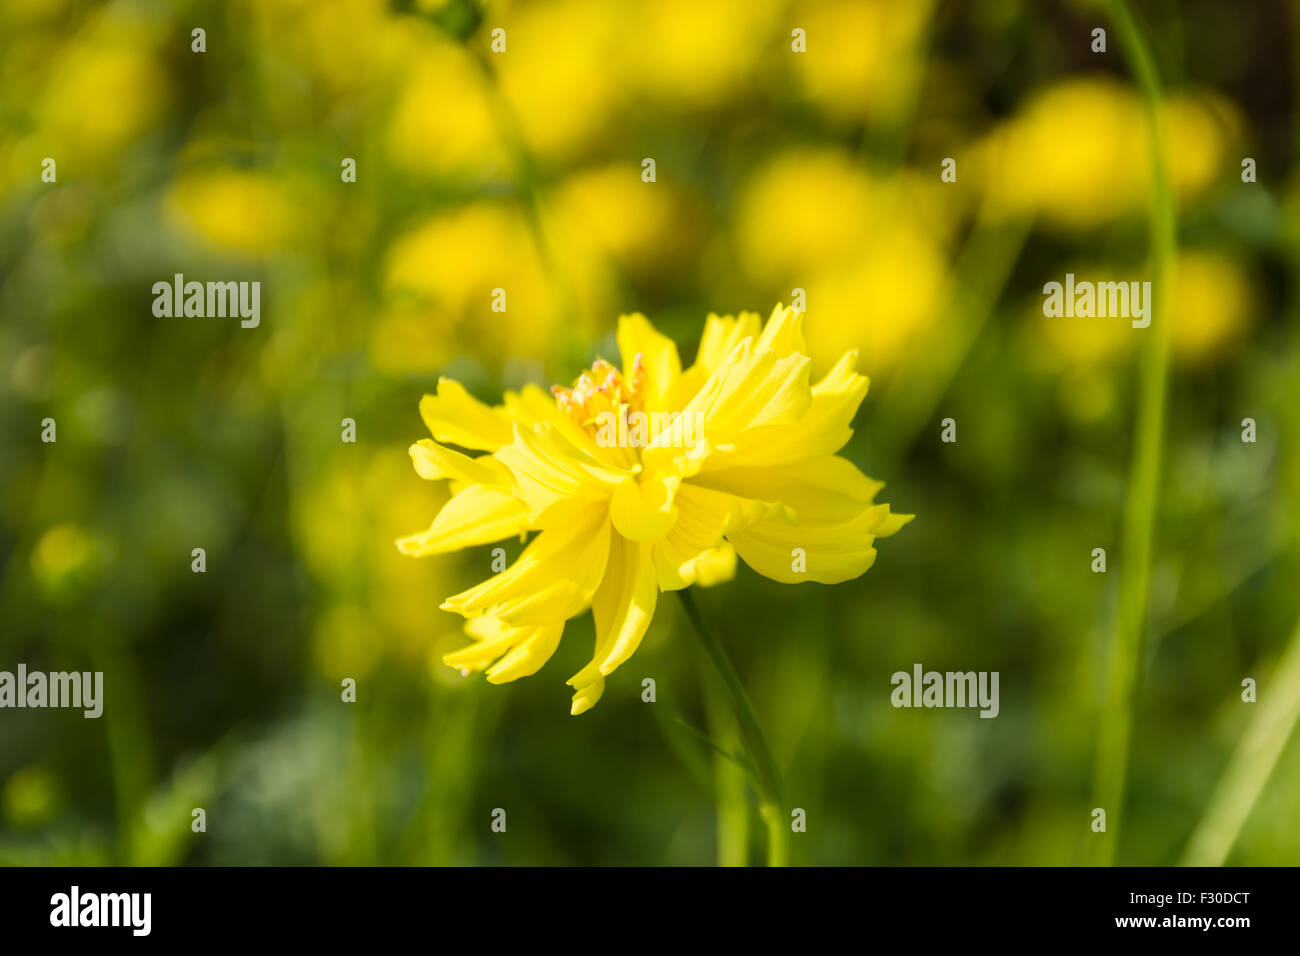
left=1181, top=614, right=1300, bottom=866
left=677, top=588, right=788, bottom=867
left=1091, top=0, right=1178, bottom=866
left=703, top=684, right=750, bottom=866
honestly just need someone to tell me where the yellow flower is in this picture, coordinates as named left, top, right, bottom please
left=386, top=34, right=507, bottom=179
left=734, top=150, right=952, bottom=375
left=790, top=0, right=934, bottom=125
left=165, top=167, right=296, bottom=255
left=628, top=0, right=779, bottom=108
left=379, top=202, right=568, bottom=371
left=1167, top=252, right=1254, bottom=365
left=39, top=40, right=169, bottom=166
left=978, top=78, right=1240, bottom=230
left=495, top=0, right=625, bottom=161
left=1032, top=252, right=1254, bottom=371
left=397, top=306, right=911, bottom=714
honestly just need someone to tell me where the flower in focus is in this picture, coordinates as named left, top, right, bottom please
left=397, top=306, right=911, bottom=713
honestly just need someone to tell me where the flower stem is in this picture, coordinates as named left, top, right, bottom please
left=703, top=686, right=751, bottom=866
left=1091, top=0, right=1177, bottom=866
left=677, top=588, right=788, bottom=867
left=1181, top=613, right=1300, bottom=866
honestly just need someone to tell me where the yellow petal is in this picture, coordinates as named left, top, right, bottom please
left=441, top=618, right=565, bottom=681
left=755, top=303, right=807, bottom=357
left=871, top=510, right=914, bottom=537
left=693, top=456, right=884, bottom=524
left=736, top=353, right=813, bottom=430
left=650, top=483, right=733, bottom=591
left=396, top=485, right=529, bottom=556
left=688, top=456, right=905, bottom=584
left=495, top=423, right=629, bottom=523
left=570, top=677, right=605, bottom=715
left=704, top=351, right=869, bottom=468
left=692, top=312, right=762, bottom=374
left=685, top=342, right=813, bottom=439
left=419, top=379, right=514, bottom=451
left=441, top=506, right=611, bottom=626
left=617, top=312, right=682, bottom=412
left=568, top=534, right=658, bottom=693
left=443, top=616, right=524, bottom=672
left=728, top=504, right=885, bottom=584
left=408, top=439, right=513, bottom=486
left=693, top=542, right=737, bottom=586
left=610, top=474, right=680, bottom=542
left=486, top=623, right=564, bottom=683
left=502, top=383, right=610, bottom=461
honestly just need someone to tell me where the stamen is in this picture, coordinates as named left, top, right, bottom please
left=552, top=357, right=648, bottom=448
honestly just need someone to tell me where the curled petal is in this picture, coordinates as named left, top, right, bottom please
left=408, top=439, right=513, bottom=487
left=419, top=379, right=514, bottom=451
left=567, top=535, right=658, bottom=706
left=396, top=485, right=529, bottom=556
left=442, top=507, right=611, bottom=626
left=442, top=617, right=565, bottom=683
left=496, top=423, right=629, bottom=523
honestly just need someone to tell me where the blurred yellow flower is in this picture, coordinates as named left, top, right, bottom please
left=40, top=42, right=168, bottom=164
left=804, top=227, right=949, bottom=374
left=1034, top=252, right=1253, bottom=371
left=979, top=78, right=1240, bottom=229
left=790, top=0, right=934, bottom=124
left=3, top=765, right=61, bottom=828
left=387, top=34, right=508, bottom=178
left=551, top=165, right=683, bottom=265
left=629, top=0, right=778, bottom=108
left=1057, top=367, right=1118, bottom=425
left=397, top=307, right=911, bottom=713
left=31, top=522, right=96, bottom=598
left=249, top=0, right=410, bottom=98
left=495, top=0, right=624, bottom=160
left=369, top=305, right=463, bottom=377
left=165, top=167, right=296, bottom=255
left=1167, top=251, right=1254, bottom=365
left=379, top=201, right=564, bottom=371
left=1033, top=262, right=1136, bottom=368
left=1163, top=93, right=1239, bottom=200
left=736, top=150, right=878, bottom=279
left=980, top=79, right=1145, bottom=228
left=545, top=163, right=698, bottom=290
left=314, top=603, right=380, bottom=682
left=734, top=150, right=951, bottom=375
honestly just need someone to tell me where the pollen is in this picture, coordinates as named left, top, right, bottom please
left=551, top=354, right=647, bottom=434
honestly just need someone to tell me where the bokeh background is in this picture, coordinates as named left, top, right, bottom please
left=2, top=0, right=1298, bottom=865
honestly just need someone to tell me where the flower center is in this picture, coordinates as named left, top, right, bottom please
left=552, top=355, right=648, bottom=448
